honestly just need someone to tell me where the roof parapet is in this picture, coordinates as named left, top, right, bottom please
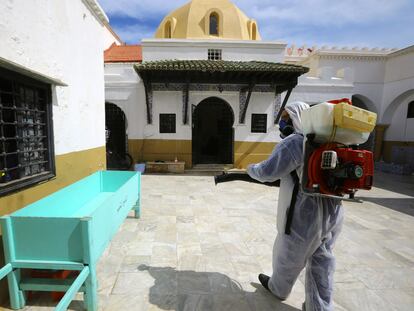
left=82, top=0, right=109, bottom=25
left=286, top=44, right=398, bottom=57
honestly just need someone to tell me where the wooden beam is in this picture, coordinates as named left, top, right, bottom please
left=239, top=82, right=255, bottom=124
left=183, top=83, right=190, bottom=125
left=143, top=80, right=153, bottom=124
left=273, top=89, right=282, bottom=125
left=274, top=87, right=293, bottom=124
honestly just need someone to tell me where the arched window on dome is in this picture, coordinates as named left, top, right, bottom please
left=251, top=23, right=257, bottom=40
left=165, top=21, right=172, bottom=39
left=209, top=13, right=219, bottom=36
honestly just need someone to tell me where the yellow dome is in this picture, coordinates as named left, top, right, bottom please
left=155, top=0, right=261, bottom=41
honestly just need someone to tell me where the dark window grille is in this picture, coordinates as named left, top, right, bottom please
left=208, top=49, right=222, bottom=61
left=407, top=101, right=414, bottom=119
left=159, top=114, right=176, bottom=133
left=0, top=68, right=55, bottom=195
left=251, top=114, right=267, bottom=133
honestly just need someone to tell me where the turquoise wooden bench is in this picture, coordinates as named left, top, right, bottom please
left=0, top=170, right=141, bottom=311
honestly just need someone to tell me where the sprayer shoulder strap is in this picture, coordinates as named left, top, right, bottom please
left=285, top=170, right=300, bottom=235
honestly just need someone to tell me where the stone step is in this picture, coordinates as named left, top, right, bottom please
left=192, top=164, right=233, bottom=170
left=185, top=164, right=234, bottom=176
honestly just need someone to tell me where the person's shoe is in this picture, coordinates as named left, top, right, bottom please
left=258, top=273, right=270, bottom=291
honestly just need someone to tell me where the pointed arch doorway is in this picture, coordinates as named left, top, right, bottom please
left=192, top=97, right=234, bottom=165
left=105, top=102, right=127, bottom=155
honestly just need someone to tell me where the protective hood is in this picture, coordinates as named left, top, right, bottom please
left=284, top=101, right=310, bottom=134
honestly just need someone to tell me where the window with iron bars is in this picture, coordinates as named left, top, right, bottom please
left=251, top=114, right=267, bottom=133
left=159, top=114, right=176, bottom=133
left=208, top=49, right=222, bottom=61
left=0, top=68, right=55, bottom=196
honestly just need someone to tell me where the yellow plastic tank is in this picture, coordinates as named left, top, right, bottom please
left=301, top=102, right=377, bottom=145
left=334, top=103, right=377, bottom=133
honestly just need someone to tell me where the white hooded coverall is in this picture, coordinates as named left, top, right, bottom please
left=247, top=102, right=344, bottom=311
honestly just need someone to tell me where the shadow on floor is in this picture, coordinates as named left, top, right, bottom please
left=359, top=197, right=414, bottom=217
left=139, top=265, right=300, bottom=311
left=373, top=171, right=414, bottom=197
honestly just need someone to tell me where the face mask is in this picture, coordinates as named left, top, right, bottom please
left=279, top=118, right=294, bottom=139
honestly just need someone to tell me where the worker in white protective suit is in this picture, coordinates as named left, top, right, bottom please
left=247, top=101, right=344, bottom=311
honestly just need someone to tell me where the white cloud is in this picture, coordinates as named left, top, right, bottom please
left=99, top=0, right=414, bottom=47
left=100, top=0, right=409, bottom=25
left=236, top=0, right=408, bottom=26
left=114, top=23, right=155, bottom=44
left=99, top=0, right=187, bottom=19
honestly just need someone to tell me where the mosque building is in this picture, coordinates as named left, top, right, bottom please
left=104, top=0, right=414, bottom=171
left=0, top=0, right=412, bottom=302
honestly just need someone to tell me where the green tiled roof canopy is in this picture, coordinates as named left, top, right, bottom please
left=134, top=60, right=309, bottom=90
left=134, top=60, right=309, bottom=124
left=135, top=60, right=308, bottom=73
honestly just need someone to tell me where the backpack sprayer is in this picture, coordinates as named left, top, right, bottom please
left=215, top=99, right=377, bottom=204
left=300, top=99, right=377, bottom=202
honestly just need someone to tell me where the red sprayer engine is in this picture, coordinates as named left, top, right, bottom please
left=301, top=99, right=377, bottom=202
left=305, top=143, right=374, bottom=198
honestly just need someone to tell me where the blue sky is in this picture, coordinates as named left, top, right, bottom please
left=99, top=0, right=414, bottom=48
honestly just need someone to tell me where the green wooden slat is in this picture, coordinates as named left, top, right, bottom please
left=0, top=217, right=25, bottom=309
left=0, top=264, right=12, bottom=280
left=20, top=278, right=86, bottom=292
left=1, top=171, right=141, bottom=311
left=0, top=217, right=16, bottom=261
left=13, top=260, right=85, bottom=271
left=55, top=266, right=89, bottom=311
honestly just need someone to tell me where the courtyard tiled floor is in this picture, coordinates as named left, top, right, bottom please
left=3, top=171, right=414, bottom=311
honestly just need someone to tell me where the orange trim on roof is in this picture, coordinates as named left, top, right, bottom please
left=104, top=43, right=142, bottom=63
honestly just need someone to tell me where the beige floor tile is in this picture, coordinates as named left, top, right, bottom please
left=334, top=288, right=398, bottom=311
left=7, top=173, right=414, bottom=311
left=103, top=294, right=148, bottom=311
left=348, top=267, right=414, bottom=289
left=111, top=272, right=154, bottom=295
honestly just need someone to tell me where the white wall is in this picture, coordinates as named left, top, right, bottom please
left=315, top=57, right=385, bottom=113
left=0, top=0, right=108, bottom=155
left=146, top=90, right=280, bottom=142
left=385, top=48, right=414, bottom=83
left=107, top=39, right=414, bottom=146
left=381, top=49, right=414, bottom=128
left=105, top=62, right=282, bottom=144
left=384, top=95, right=414, bottom=141
left=104, top=63, right=146, bottom=139
left=238, top=92, right=280, bottom=142
left=105, top=84, right=281, bottom=144
left=294, top=71, right=354, bottom=105
left=103, top=25, right=122, bottom=49
left=319, top=58, right=386, bottom=84
left=296, top=49, right=414, bottom=144
left=142, top=39, right=286, bottom=62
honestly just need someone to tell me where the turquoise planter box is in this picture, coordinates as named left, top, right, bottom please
left=0, top=170, right=141, bottom=311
